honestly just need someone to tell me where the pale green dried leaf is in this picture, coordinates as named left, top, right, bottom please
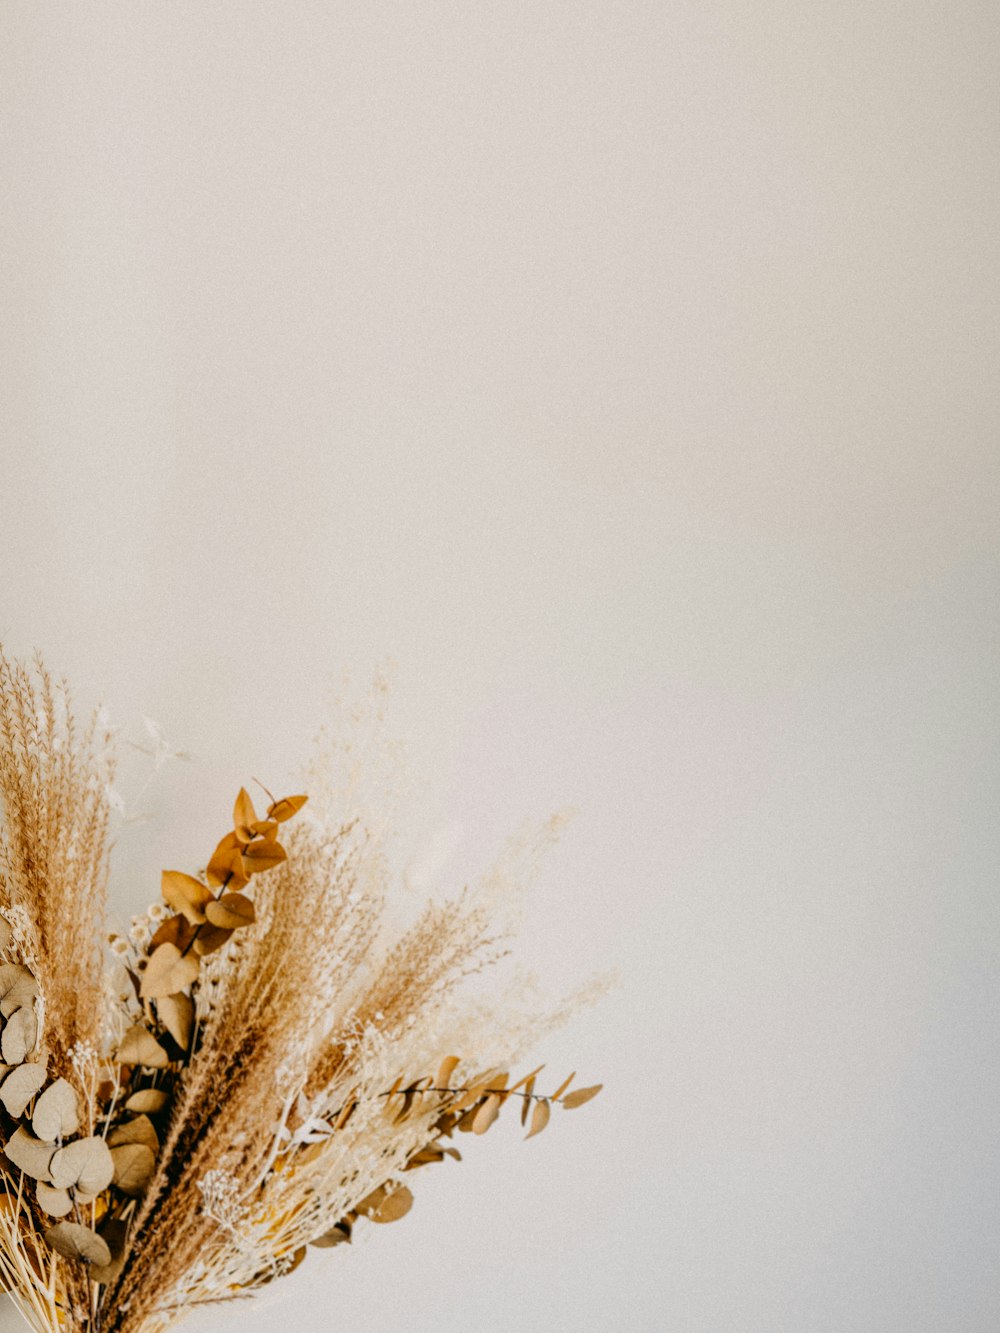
left=49, top=1136, right=114, bottom=1195
left=0, top=964, right=37, bottom=1019
left=156, top=992, right=194, bottom=1049
left=44, top=1222, right=111, bottom=1267
left=36, top=1183, right=73, bottom=1217
left=32, top=1079, right=81, bottom=1142
left=4, top=1126, right=55, bottom=1181
left=116, top=1025, right=168, bottom=1069
left=124, top=1088, right=168, bottom=1115
left=110, top=1143, right=155, bottom=1197
left=2, top=1006, right=37, bottom=1063
left=0, top=1062, right=47, bottom=1116
left=108, top=1115, right=158, bottom=1153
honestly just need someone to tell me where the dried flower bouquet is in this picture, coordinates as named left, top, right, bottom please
left=0, top=653, right=601, bottom=1333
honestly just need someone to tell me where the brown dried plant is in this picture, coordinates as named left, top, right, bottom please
left=0, top=654, right=604, bottom=1333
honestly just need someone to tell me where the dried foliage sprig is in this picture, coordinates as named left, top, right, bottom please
left=0, top=652, right=604, bottom=1333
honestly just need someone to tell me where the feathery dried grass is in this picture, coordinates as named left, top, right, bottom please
left=0, top=649, right=114, bottom=1077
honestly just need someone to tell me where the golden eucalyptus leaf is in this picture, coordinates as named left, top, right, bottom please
left=32, top=1079, right=81, bottom=1142
left=0, top=919, right=10, bottom=951
left=0, top=1062, right=47, bottom=1116
left=193, top=923, right=233, bottom=956
left=436, top=1055, right=460, bottom=1088
left=450, top=1084, right=487, bottom=1114
left=125, top=1088, right=169, bottom=1115
left=550, top=1072, right=576, bottom=1101
left=139, top=943, right=199, bottom=1001
left=110, top=1143, right=155, bottom=1197
left=362, top=1184, right=413, bottom=1224
left=49, top=1136, right=114, bottom=1195
left=233, top=787, right=258, bottom=841
left=157, top=991, right=195, bottom=1049
left=36, top=1183, right=73, bottom=1217
left=0, top=964, right=38, bottom=1019
left=116, top=1025, right=169, bottom=1070
left=204, top=893, right=256, bottom=930
left=150, top=913, right=198, bottom=953
left=525, top=1100, right=551, bottom=1141
left=562, top=1084, right=603, bottom=1109
left=472, top=1094, right=502, bottom=1136
left=205, top=832, right=248, bottom=889
left=520, top=1076, right=536, bottom=1127
left=108, top=1115, right=158, bottom=1153
left=161, top=871, right=213, bottom=925
left=44, top=1222, right=111, bottom=1267
left=242, top=836, right=287, bottom=874
left=267, top=794, right=308, bottom=823
left=4, top=1126, right=55, bottom=1181
left=2, top=1007, right=38, bottom=1064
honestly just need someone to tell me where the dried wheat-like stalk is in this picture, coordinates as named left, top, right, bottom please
left=0, top=651, right=114, bottom=1076
left=0, top=654, right=604, bottom=1333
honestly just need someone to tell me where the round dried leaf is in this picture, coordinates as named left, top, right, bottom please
left=0, top=1062, right=48, bottom=1116
left=50, top=1136, right=114, bottom=1196
left=125, top=1088, right=168, bottom=1115
left=110, top=1143, right=155, bottom=1197
left=149, top=913, right=198, bottom=954
left=359, top=1183, right=413, bottom=1224
left=36, top=1183, right=73, bottom=1217
left=192, top=923, right=233, bottom=956
left=0, top=964, right=37, bottom=1019
left=139, top=943, right=200, bottom=1001
left=44, top=1222, right=111, bottom=1267
left=156, top=992, right=194, bottom=1049
left=33, top=1079, right=81, bottom=1142
left=116, top=1025, right=168, bottom=1069
left=310, top=1222, right=352, bottom=1248
left=242, top=837, right=286, bottom=873
left=161, top=871, right=213, bottom=925
left=4, top=1126, right=55, bottom=1181
left=108, top=1115, right=158, bottom=1153
left=2, top=1006, right=38, bottom=1064
left=204, top=893, right=255, bottom=930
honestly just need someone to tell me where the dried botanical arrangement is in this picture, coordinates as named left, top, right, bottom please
left=0, top=651, right=603, bottom=1333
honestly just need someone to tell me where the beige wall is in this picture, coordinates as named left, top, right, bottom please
left=1, top=3, right=998, bottom=1329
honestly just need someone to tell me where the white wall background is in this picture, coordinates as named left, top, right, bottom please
left=1, top=3, right=998, bottom=1330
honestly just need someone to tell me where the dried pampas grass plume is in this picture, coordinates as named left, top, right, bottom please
left=0, top=652, right=606, bottom=1333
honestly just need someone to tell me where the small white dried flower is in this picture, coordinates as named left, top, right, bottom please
left=198, top=1169, right=248, bottom=1233
left=128, top=917, right=151, bottom=948
left=70, top=1041, right=99, bottom=1082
